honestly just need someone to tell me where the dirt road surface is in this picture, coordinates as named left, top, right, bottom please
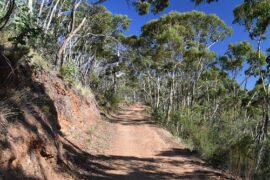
left=90, top=103, right=235, bottom=180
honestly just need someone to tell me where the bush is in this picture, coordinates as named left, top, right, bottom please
left=9, top=6, right=42, bottom=48
left=103, top=90, right=123, bottom=111
left=152, top=108, right=166, bottom=125
left=157, top=108, right=259, bottom=178
left=29, top=50, right=50, bottom=70
left=109, top=93, right=122, bottom=109
left=60, top=62, right=77, bottom=84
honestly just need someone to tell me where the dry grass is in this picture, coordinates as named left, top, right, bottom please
left=75, top=82, right=95, bottom=100
left=0, top=100, right=16, bottom=141
left=29, top=49, right=50, bottom=71
left=0, top=89, right=28, bottom=140
left=9, top=88, right=30, bottom=105
left=0, top=100, right=16, bottom=119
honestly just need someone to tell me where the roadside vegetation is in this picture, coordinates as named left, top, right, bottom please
left=1, top=0, right=270, bottom=179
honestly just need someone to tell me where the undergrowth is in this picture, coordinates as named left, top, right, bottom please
left=152, top=107, right=268, bottom=179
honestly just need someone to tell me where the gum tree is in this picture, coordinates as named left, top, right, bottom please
left=234, top=0, right=270, bottom=173
left=136, top=11, right=231, bottom=121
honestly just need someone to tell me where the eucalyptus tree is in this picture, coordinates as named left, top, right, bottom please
left=219, top=42, right=253, bottom=95
left=234, top=0, right=270, bottom=171
left=57, top=0, right=88, bottom=67
left=219, top=42, right=256, bottom=141
left=137, top=11, right=231, bottom=121
left=71, top=7, right=130, bottom=87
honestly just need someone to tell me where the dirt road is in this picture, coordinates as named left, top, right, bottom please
left=90, top=104, right=234, bottom=180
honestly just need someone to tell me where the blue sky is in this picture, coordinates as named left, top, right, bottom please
left=103, top=0, right=270, bottom=89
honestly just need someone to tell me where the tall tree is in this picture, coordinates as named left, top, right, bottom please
left=233, top=0, right=270, bottom=172
left=136, top=11, right=231, bottom=120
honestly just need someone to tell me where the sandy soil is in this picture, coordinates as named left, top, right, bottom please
left=90, top=103, right=236, bottom=180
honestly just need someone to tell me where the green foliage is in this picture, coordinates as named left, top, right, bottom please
left=129, top=0, right=218, bottom=15
left=9, top=6, right=41, bottom=48
left=103, top=90, right=123, bottom=111
left=220, top=41, right=253, bottom=74
left=60, top=62, right=78, bottom=84
left=254, top=140, right=270, bottom=179
left=133, top=1, right=150, bottom=15
left=41, top=105, right=50, bottom=114
left=152, top=108, right=166, bottom=124
left=234, top=0, right=270, bottom=40
left=140, top=11, right=232, bottom=67
left=152, top=107, right=258, bottom=177
left=89, top=73, right=100, bottom=89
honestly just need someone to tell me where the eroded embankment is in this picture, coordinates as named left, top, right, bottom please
left=0, top=59, right=101, bottom=179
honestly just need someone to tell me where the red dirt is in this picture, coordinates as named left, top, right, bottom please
left=0, top=61, right=236, bottom=179
left=91, top=103, right=236, bottom=180
left=0, top=64, right=102, bottom=179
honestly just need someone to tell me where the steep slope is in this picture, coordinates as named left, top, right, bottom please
left=0, top=59, right=101, bottom=179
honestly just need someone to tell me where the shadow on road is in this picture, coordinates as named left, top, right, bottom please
left=58, top=137, right=231, bottom=180
left=69, top=105, right=232, bottom=180
left=109, top=117, right=155, bottom=126
left=157, top=148, right=194, bottom=157
left=107, top=107, right=154, bottom=126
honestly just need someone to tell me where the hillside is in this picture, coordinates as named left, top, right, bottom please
left=0, top=59, right=101, bottom=179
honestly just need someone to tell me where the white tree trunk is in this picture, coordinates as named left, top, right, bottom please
left=28, top=0, right=33, bottom=12
left=45, top=0, right=60, bottom=32
left=38, top=0, right=46, bottom=17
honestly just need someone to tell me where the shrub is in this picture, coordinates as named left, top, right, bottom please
left=103, top=90, right=123, bottom=111
left=41, top=105, right=50, bottom=114
left=109, top=93, right=122, bottom=109
left=152, top=108, right=166, bottom=125
left=75, top=82, right=94, bottom=99
left=156, top=107, right=260, bottom=179
left=29, top=50, right=50, bottom=70
left=9, top=6, right=42, bottom=48
left=60, top=62, right=77, bottom=84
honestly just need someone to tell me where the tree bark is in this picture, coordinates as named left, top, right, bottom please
left=38, top=0, right=46, bottom=17
left=28, top=0, right=33, bottom=12
left=166, top=73, right=175, bottom=122
left=45, top=0, right=60, bottom=32
left=57, top=17, right=86, bottom=67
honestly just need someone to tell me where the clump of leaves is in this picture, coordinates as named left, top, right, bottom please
left=60, top=62, right=78, bottom=84
left=133, top=2, right=150, bottom=15
left=104, top=90, right=123, bottom=111
left=41, top=105, right=50, bottom=114
left=9, top=6, right=41, bottom=49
